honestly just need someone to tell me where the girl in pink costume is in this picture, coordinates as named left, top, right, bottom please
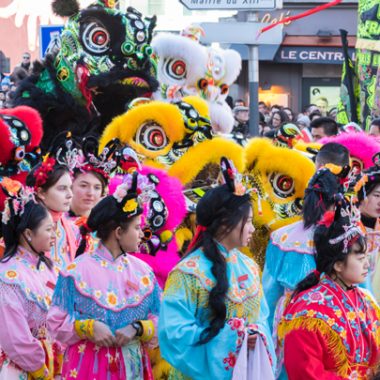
left=0, top=179, right=61, bottom=379
left=27, top=133, right=79, bottom=272
left=47, top=173, right=161, bottom=379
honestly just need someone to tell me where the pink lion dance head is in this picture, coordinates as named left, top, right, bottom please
left=320, top=132, right=380, bottom=174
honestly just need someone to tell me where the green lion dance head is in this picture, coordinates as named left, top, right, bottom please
left=52, top=0, right=158, bottom=107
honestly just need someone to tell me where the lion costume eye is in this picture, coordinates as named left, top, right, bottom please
left=220, top=83, right=229, bottom=95
left=135, top=122, right=168, bottom=151
left=351, top=159, right=363, bottom=175
left=197, top=78, right=208, bottom=90
left=82, top=21, right=110, bottom=54
left=270, top=173, right=295, bottom=198
left=122, top=41, right=135, bottom=55
left=14, top=146, right=26, bottom=161
left=164, top=59, right=187, bottom=80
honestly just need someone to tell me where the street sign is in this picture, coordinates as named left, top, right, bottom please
left=200, top=22, right=283, bottom=45
left=40, top=25, right=64, bottom=59
left=179, top=0, right=280, bottom=11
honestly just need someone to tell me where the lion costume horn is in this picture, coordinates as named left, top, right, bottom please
left=52, top=0, right=80, bottom=16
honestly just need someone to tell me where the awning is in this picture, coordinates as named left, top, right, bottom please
left=229, top=35, right=356, bottom=64
left=228, top=43, right=281, bottom=60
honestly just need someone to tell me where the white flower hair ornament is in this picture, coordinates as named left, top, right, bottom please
left=328, top=203, right=365, bottom=254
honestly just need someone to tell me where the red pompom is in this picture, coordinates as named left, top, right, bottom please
left=318, top=210, right=335, bottom=227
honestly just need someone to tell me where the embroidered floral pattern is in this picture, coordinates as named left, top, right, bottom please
left=271, top=221, right=316, bottom=255
left=303, top=290, right=332, bottom=305
left=141, top=276, right=151, bottom=287
left=222, top=317, right=248, bottom=371
left=57, top=244, right=157, bottom=312
left=5, top=270, right=18, bottom=280
left=66, top=263, right=77, bottom=271
left=107, top=292, right=118, bottom=306
left=223, top=352, right=237, bottom=370
left=0, top=249, right=55, bottom=311
left=228, top=318, right=245, bottom=332
left=177, top=249, right=260, bottom=303
left=282, top=275, right=380, bottom=369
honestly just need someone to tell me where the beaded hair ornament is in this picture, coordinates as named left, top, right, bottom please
left=319, top=199, right=365, bottom=254
left=77, top=137, right=122, bottom=181
left=220, top=157, right=249, bottom=196
left=33, top=132, right=79, bottom=189
left=1, top=178, right=35, bottom=225
left=329, top=205, right=364, bottom=253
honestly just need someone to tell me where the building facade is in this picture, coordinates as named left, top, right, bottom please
left=230, top=0, right=358, bottom=114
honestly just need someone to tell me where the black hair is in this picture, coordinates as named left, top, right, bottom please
left=371, top=118, right=380, bottom=129
left=357, top=166, right=380, bottom=203
left=303, top=103, right=317, bottom=114
left=294, top=208, right=366, bottom=296
left=263, top=129, right=276, bottom=139
left=309, top=110, right=322, bottom=121
left=327, top=107, right=337, bottom=118
left=270, top=110, right=289, bottom=127
left=315, top=142, right=350, bottom=168
left=283, top=107, right=294, bottom=121
left=310, top=117, right=338, bottom=136
left=186, top=185, right=251, bottom=344
left=76, top=195, right=142, bottom=256
left=303, top=169, right=340, bottom=229
left=259, top=112, right=266, bottom=124
left=234, top=99, right=245, bottom=106
left=1, top=200, right=53, bottom=269
left=225, top=95, right=233, bottom=109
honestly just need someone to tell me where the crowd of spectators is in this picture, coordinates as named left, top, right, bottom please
left=230, top=97, right=380, bottom=143
left=0, top=52, right=31, bottom=109
left=3, top=54, right=380, bottom=144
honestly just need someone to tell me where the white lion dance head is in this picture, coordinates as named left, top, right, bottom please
left=152, top=25, right=242, bottom=134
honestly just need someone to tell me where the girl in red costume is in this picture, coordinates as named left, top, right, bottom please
left=279, top=202, right=380, bottom=380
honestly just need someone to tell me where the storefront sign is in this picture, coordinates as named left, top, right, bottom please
left=179, top=0, right=279, bottom=10
left=274, top=46, right=355, bottom=64
left=260, top=10, right=292, bottom=26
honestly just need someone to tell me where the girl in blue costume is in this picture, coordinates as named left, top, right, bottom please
left=159, top=159, right=275, bottom=380
left=262, top=166, right=343, bottom=379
